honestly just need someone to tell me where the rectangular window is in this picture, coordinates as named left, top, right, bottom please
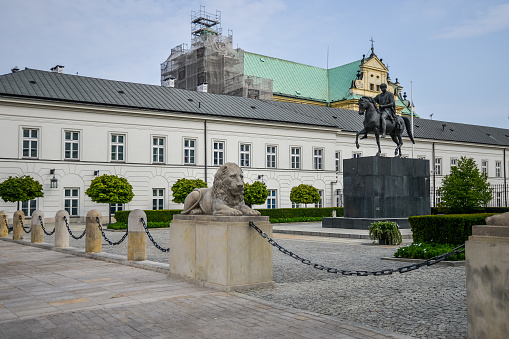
left=64, top=188, right=79, bottom=216
left=240, top=144, right=250, bottom=167
left=482, top=160, right=488, bottom=175
left=353, top=152, right=362, bottom=158
left=64, top=131, right=80, bottom=160
left=152, top=137, right=165, bottom=163
left=291, top=202, right=300, bottom=208
left=111, top=134, right=125, bottom=162
left=496, top=161, right=502, bottom=178
left=184, top=138, right=196, bottom=164
left=213, top=141, right=225, bottom=166
left=435, top=158, right=442, bottom=175
left=22, top=128, right=38, bottom=158
left=335, top=151, right=341, bottom=173
left=21, top=199, right=37, bottom=217
left=313, top=148, right=323, bottom=170
left=266, top=146, right=277, bottom=168
left=291, top=147, right=301, bottom=169
left=370, top=83, right=374, bottom=91
left=110, top=203, right=124, bottom=215
left=336, top=189, right=344, bottom=207
left=266, top=189, right=277, bottom=209
left=451, top=158, right=457, bottom=167
left=435, top=190, right=441, bottom=205
left=315, top=190, right=324, bottom=208
left=152, top=189, right=164, bottom=210
left=376, top=84, right=380, bottom=92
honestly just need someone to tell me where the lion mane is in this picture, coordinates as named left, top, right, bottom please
left=213, top=163, right=244, bottom=206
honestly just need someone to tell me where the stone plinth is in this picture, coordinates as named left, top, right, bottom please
left=169, top=215, right=273, bottom=292
left=128, top=210, right=147, bottom=261
left=466, top=225, right=509, bottom=338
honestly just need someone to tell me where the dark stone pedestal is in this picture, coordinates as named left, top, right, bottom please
left=323, top=156, right=430, bottom=230
left=322, top=217, right=411, bottom=229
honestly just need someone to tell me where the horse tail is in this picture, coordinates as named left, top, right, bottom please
left=402, top=116, right=415, bottom=144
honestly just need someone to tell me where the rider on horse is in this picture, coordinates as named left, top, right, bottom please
left=373, top=83, right=397, bottom=138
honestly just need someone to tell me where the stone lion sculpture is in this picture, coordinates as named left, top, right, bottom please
left=485, top=212, right=509, bottom=226
left=181, top=162, right=261, bottom=216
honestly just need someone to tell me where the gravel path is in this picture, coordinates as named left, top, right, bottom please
left=38, top=223, right=466, bottom=339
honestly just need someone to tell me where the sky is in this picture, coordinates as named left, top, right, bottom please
left=1, top=0, right=508, bottom=128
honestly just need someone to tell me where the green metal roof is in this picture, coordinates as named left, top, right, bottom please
left=327, top=60, right=362, bottom=102
left=243, top=52, right=328, bottom=102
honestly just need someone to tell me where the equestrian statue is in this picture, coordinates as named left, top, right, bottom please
left=355, top=83, right=415, bottom=157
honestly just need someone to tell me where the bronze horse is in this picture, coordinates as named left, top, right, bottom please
left=355, top=96, right=415, bottom=157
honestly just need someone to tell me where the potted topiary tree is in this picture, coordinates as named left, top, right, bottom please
left=369, top=221, right=402, bottom=245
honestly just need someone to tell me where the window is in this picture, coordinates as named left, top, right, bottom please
left=152, top=137, right=165, bottom=163
left=451, top=158, right=457, bottom=167
left=315, top=190, right=324, bottom=208
left=353, top=152, right=362, bottom=158
left=370, top=83, right=374, bottom=91
left=335, top=152, right=341, bottom=172
left=64, top=189, right=79, bottom=216
left=496, top=161, right=502, bottom=178
left=291, top=202, right=300, bottom=208
left=435, top=190, right=441, bottom=205
left=291, top=147, right=301, bottom=169
left=152, top=189, right=164, bottom=210
left=64, top=131, right=79, bottom=160
left=266, top=146, right=277, bottom=168
left=22, top=128, right=38, bottom=158
left=247, top=89, right=259, bottom=99
left=435, top=158, right=442, bottom=175
left=184, top=139, right=196, bottom=164
left=482, top=160, right=488, bottom=175
left=313, top=148, right=323, bottom=170
left=266, top=190, right=277, bottom=209
left=240, top=144, right=250, bottom=167
left=376, top=84, right=380, bottom=92
left=110, top=203, right=124, bottom=215
left=21, top=199, right=37, bottom=217
left=111, top=134, right=125, bottom=162
left=213, top=141, right=225, bottom=166
left=336, top=189, right=344, bottom=207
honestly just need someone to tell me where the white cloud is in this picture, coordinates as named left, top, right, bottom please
left=435, top=3, right=509, bottom=39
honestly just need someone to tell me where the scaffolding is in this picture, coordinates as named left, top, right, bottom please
left=160, top=6, right=273, bottom=100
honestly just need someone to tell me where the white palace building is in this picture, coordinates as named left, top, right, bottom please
left=1, top=66, right=508, bottom=221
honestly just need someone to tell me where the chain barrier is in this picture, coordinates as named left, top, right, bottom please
left=140, top=218, right=169, bottom=252
left=38, top=216, right=55, bottom=236
left=3, top=215, right=12, bottom=233
left=63, top=216, right=86, bottom=240
left=96, top=217, right=128, bottom=246
left=19, top=215, right=31, bottom=234
left=249, top=221, right=465, bottom=276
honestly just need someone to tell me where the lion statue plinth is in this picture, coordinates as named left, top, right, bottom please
left=181, top=163, right=261, bottom=216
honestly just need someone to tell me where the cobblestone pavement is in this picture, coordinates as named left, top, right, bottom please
left=4, top=222, right=466, bottom=338
left=0, top=240, right=411, bottom=338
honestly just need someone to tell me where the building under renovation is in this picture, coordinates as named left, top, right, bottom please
left=161, top=7, right=415, bottom=116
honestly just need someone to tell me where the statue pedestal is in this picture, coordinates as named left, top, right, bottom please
left=324, top=156, right=430, bottom=229
left=466, top=225, right=509, bottom=338
left=169, top=215, right=273, bottom=292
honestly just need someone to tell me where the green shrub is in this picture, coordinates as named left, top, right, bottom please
left=409, top=213, right=494, bottom=244
left=369, top=221, right=402, bottom=245
left=107, top=221, right=170, bottom=230
left=394, top=242, right=465, bottom=261
left=114, top=209, right=182, bottom=224
left=271, top=217, right=323, bottom=223
left=431, top=206, right=509, bottom=215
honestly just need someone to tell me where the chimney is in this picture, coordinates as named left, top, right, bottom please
left=11, top=66, right=19, bottom=73
left=50, top=65, right=64, bottom=73
left=162, top=76, right=175, bottom=88
left=197, top=83, right=208, bottom=93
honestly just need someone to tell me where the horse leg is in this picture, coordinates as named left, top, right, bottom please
left=374, top=130, right=382, bottom=156
left=355, top=128, right=366, bottom=149
left=390, top=134, right=400, bottom=156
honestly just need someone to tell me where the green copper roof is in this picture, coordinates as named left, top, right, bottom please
left=244, top=52, right=328, bottom=102
left=327, top=60, right=362, bottom=102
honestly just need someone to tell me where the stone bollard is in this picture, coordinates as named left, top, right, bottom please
left=55, top=210, right=70, bottom=248
left=0, top=210, right=8, bottom=237
left=85, top=210, right=102, bottom=253
left=31, top=210, right=45, bottom=243
left=13, top=211, right=25, bottom=240
left=466, top=223, right=509, bottom=338
left=127, top=209, right=147, bottom=261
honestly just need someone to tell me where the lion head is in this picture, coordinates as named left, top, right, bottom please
left=212, top=162, right=245, bottom=206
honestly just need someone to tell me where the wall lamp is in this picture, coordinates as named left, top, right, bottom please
left=50, top=169, right=58, bottom=188
left=94, top=170, right=100, bottom=176
left=257, top=175, right=265, bottom=185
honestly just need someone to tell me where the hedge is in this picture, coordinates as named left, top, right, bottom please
left=431, top=207, right=509, bottom=215
left=408, top=213, right=495, bottom=244
left=115, top=207, right=343, bottom=223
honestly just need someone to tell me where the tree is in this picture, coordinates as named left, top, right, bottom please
left=244, top=181, right=269, bottom=207
left=171, top=178, right=207, bottom=204
left=290, top=184, right=321, bottom=207
left=438, top=156, right=492, bottom=213
left=0, top=175, right=44, bottom=210
left=85, top=174, right=134, bottom=224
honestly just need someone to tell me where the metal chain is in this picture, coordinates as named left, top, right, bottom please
left=63, top=216, right=86, bottom=240
left=19, top=215, right=31, bottom=234
left=3, top=215, right=12, bottom=233
left=140, top=218, right=169, bottom=252
left=96, top=217, right=128, bottom=246
left=39, top=216, right=55, bottom=236
left=249, top=221, right=465, bottom=276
